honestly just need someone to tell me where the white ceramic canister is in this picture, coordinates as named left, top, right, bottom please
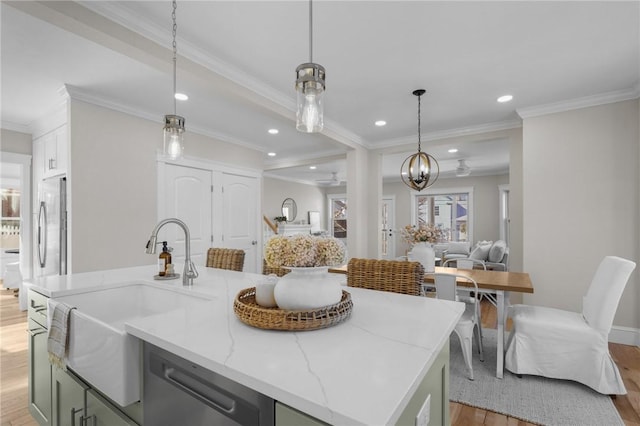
left=273, top=267, right=342, bottom=310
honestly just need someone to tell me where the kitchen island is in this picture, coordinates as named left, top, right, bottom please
left=26, top=265, right=463, bottom=426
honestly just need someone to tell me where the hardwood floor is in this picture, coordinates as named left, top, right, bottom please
left=1, top=285, right=638, bottom=426
left=0, top=285, right=36, bottom=426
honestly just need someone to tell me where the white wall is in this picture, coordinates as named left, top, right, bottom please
left=263, top=177, right=327, bottom=228
left=69, top=99, right=263, bottom=273
left=1, top=129, right=32, bottom=155
left=383, top=174, right=509, bottom=258
left=523, top=99, right=639, bottom=330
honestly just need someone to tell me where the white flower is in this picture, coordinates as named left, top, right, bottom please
left=264, top=235, right=346, bottom=267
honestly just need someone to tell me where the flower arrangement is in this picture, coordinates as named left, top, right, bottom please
left=273, top=216, right=288, bottom=223
left=264, top=234, right=346, bottom=267
left=401, top=224, right=447, bottom=245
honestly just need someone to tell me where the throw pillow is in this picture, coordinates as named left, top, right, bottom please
left=447, top=242, right=470, bottom=255
left=469, top=242, right=492, bottom=261
left=488, top=240, right=507, bottom=263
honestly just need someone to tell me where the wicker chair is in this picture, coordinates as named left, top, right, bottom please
left=347, top=258, right=424, bottom=296
left=262, top=260, right=290, bottom=277
left=206, top=248, right=245, bottom=271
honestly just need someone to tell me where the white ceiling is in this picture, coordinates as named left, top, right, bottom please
left=2, top=1, right=639, bottom=185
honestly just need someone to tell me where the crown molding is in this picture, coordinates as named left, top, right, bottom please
left=78, top=1, right=366, bottom=151
left=264, top=152, right=347, bottom=171
left=374, top=119, right=523, bottom=150
left=1, top=121, right=31, bottom=134
left=63, top=84, right=267, bottom=153
left=516, top=87, right=640, bottom=119
left=263, top=171, right=322, bottom=187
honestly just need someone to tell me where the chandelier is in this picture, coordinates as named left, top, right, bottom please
left=401, top=89, right=439, bottom=191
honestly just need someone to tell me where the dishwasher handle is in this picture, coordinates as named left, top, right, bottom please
left=163, top=367, right=235, bottom=414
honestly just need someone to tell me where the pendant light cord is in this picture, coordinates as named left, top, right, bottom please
left=417, top=93, right=422, bottom=152
left=308, top=0, right=313, bottom=63
left=172, top=0, right=178, bottom=115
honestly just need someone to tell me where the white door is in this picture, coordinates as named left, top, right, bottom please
left=162, top=165, right=212, bottom=268
left=222, top=173, right=258, bottom=273
left=381, top=197, right=396, bottom=260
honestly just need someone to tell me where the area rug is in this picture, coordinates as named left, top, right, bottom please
left=449, top=329, right=624, bottom=426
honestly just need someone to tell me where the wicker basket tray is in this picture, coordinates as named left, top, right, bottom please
left=233, top=287, right=353, bottom=331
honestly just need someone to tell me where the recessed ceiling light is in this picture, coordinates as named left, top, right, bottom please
left=267, top=152, right=276, bottom=157
left=497, top=95, right=513, bottom=103
left=375, top=120, right=387, bottom=127
left=268, top=128, right=279, bottom=134
left=448, top=148, right=458, bottom=153
left=174, top=93, right=188, bottom=101
left=309, top=166, right=317, bottom=170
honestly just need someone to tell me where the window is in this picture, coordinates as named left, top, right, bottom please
left=412, top=187, right=473, bottom=242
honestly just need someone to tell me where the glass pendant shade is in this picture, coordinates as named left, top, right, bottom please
left=401, top=151, right=439, bottom=191
left=163, top=114, right=185, bottom=160
left=295, top=63, right=325, bottom=133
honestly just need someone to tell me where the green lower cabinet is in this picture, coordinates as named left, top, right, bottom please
left=395, top=340, right=450, bottom=426
left=85, top=389, right=138, bottom=426
left=51, top=367, right=138, bottom=426
left=52, top=366, right=88, bottom=426
left=275, top=341, right=450, bottom=426
left=28, top=318, right=51, bottom=426
left=275, top=402, right=329, bottom=426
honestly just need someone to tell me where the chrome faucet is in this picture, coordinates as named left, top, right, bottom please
left=145, top=218, right=198, bottom=286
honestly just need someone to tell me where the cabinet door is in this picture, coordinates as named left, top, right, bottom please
left=52, top=367, right=88, bottom=426
left=85, top=389, right=138, bottom=426
left=28, top=318, right=51, bottom=425
left=44, top=132, right=58, bottom=175
left=54, top=126, right=68, bottom=174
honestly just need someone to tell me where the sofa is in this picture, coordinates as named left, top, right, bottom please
left=441, top=240, right=509, bottom=271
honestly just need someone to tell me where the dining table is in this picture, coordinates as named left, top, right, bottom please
left=329, top=264, right=534, bottom=379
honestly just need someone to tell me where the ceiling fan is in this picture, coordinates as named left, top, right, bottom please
left=456, top=159, right=471, bottom=177
left=316, top=172, right=344, bottom=186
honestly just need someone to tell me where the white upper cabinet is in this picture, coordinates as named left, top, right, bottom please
left=34, top=125, right=67, bottom=179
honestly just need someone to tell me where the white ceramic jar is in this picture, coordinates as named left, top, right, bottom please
left=273, top=267, right=342, bottom=310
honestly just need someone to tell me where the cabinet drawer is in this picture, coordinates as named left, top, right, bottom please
left=28, top=289, right=49, bottom=328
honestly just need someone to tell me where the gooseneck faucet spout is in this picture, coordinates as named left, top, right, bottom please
left=145, top=218, right=198, bottom=286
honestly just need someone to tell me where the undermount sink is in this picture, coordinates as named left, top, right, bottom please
left=51, top=282, right=213, bottom=406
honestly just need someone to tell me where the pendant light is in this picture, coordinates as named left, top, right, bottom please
left=295, top=0, right=325, bottom=133
left=401, top=90, right=439, bottom=191
left=163, top=0, right=185, bottom=160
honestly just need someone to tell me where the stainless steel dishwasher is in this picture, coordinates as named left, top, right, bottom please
left=143, top=343, right=274, bottom=426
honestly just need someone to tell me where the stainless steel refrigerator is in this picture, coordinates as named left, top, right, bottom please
left=35, top=176, right=67, bottom=277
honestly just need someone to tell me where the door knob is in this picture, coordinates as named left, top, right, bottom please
left=251, top=240, right=257, bottom=245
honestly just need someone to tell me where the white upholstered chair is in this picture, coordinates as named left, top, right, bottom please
left=430, top=273, right=484, bottom=380
left=505, top=256, right=636, bottom=394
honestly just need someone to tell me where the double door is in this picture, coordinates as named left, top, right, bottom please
left=161, top=164, right=260, bottom=273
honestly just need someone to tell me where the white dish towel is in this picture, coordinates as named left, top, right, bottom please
left=47, top=300, right=75, bottom=369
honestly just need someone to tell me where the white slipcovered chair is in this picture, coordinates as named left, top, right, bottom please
left=505, top=256, right=636, bottom=394
left=430, top=273, right=484, bottom=380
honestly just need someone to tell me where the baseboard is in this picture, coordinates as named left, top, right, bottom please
left=609, top=326, right=640, bottom=346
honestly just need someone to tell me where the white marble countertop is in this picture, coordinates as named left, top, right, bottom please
left=26, top=265, right=463, bottom=426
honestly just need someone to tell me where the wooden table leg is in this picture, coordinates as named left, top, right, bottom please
left=496, top=290, right=505, bottom=379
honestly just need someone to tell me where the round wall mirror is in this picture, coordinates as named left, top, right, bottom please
left=281, top=198, right=297, bottom=222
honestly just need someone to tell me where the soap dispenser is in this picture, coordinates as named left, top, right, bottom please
left=158, top=241, right=172, bottom=276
